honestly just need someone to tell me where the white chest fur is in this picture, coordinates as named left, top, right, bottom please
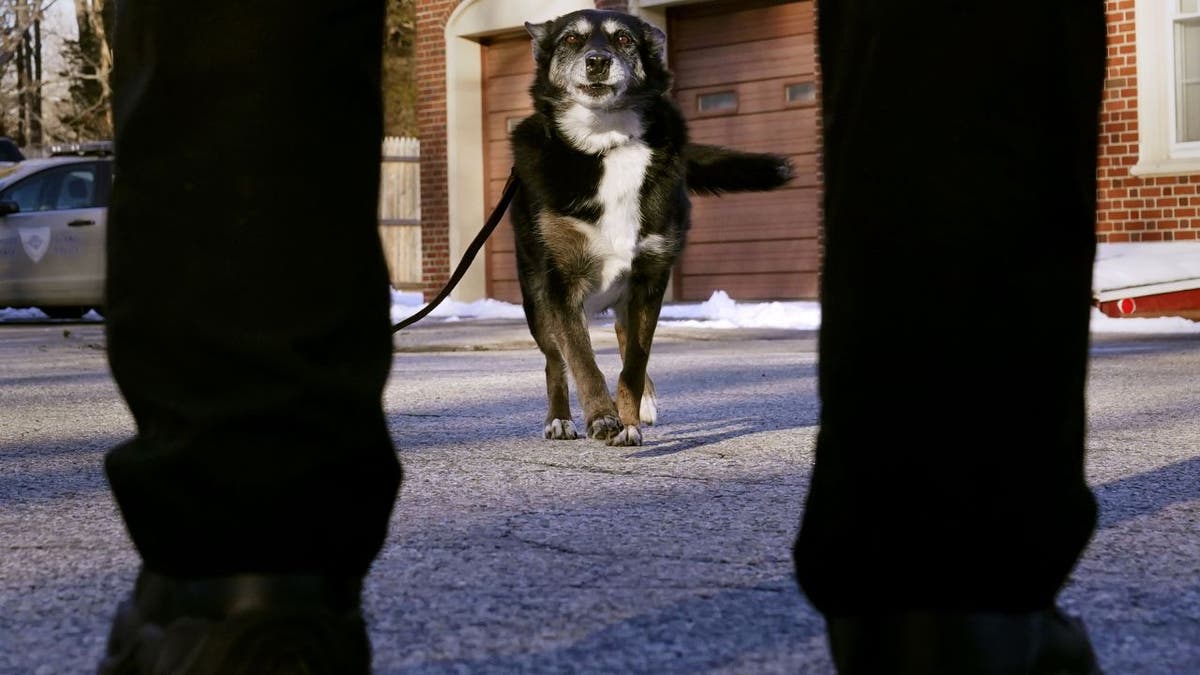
left=589, top=140, right=652, bottom=293
left=556, top=104, right=656, bottom=309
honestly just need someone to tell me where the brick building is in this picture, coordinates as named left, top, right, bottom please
left=1099, top=0, right=1200, bottom=243
left=415, top=1, right=1198, bottom=310
left=415, top=0, right=816, bottom=302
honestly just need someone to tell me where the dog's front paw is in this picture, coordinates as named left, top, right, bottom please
left=586, top=415, right=622, bottom=441
left=544, top=418, right=580, bottom=440
left=607, top=425, right=643, bottom=447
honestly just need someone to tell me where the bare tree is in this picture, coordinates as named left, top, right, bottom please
left=18, top=10, right=43, bottom=145
left=1, top=0, right=47, bottom=144
left=58, top=0, right=111, bottom=139
left=384, top=0, right=416, bottom=137
left=0, top=0, right=41, bottom=70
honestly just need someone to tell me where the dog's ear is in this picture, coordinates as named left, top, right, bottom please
left=525, top=20, right=554, bottom=62
left=642, top=21, right=667, bottom=62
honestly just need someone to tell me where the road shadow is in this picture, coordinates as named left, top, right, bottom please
left=374, top=578, right=827, bottom=674
left=1092, top=455, right=1200, bottom=530
left=387, top=353, right=818, bottom=457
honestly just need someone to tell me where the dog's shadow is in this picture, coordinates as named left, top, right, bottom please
left=622, top=417, right=774, bottom=458
left=625, top=409, right=818, bottom=458
left=389, top=348, right=819, bottom=455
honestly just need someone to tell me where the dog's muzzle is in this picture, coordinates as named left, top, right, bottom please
left=577, top=51, right=618, bottom=98
left=585, top=52, right=612, bottom=80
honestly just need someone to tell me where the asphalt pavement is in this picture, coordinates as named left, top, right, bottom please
left=1, top=318, right=1198, bottom=674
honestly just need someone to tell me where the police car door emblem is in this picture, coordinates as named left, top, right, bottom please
left=20, top=227, right=51, bottom=263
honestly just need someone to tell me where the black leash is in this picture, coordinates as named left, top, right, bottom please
left=391, top=168, right=520, bottom=333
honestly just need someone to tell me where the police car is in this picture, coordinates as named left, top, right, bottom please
left=0, top=142, right=112, bottom=318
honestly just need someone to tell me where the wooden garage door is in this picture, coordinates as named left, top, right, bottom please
left=669, top=0, right=819, bottom=300
left=482, top=34, right=535, bottom=304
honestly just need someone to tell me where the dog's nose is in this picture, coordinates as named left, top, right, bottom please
left=585, top=53, right=612, bottom=77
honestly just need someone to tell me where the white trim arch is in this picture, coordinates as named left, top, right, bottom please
left=443, top=0, right=593, bottom=300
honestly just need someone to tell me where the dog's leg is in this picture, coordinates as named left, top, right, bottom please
left=537, top=335, right=578, bottom=440
left=541, top=348, right=578, bottom=440
left=527, top=216, right=619, bottom=439
left=523, top=294, right=579, bottom=440
left=610, top=274, right=668, bottom=447
left=551, top=307, right=622, bottom=441
left=614, top=320, right=657, bottom=426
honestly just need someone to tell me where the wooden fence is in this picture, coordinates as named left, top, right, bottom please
left=378, top=136, right=421, bottom=289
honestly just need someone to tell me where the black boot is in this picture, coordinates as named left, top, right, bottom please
left=98, top=570, right=371, bottom=675
left=827, top=607, right=1102, bottom=675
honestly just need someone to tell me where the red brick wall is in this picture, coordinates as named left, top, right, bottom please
left=1098, top=0, right=1200, bottom=242
left=415, top=0, right=461, bottom=296
left=415, top=1, right=614, bottom=298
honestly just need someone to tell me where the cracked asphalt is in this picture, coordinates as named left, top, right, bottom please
left=1, top=319, right=1198, bottom=674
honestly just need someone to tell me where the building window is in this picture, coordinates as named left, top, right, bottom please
left=1174, top=3, right=1200, bottom=144
left=1132, top=0, right=1200, bottom=175
left=785, top=82, right=816, bottom=106
left=697, top=91, right=737, bottom=114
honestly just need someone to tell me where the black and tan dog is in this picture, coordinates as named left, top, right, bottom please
left=511, top=10, right=793, bottom=446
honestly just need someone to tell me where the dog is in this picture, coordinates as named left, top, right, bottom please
left=510, top=9, right=794, bottom=446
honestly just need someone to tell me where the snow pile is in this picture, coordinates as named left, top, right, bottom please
left=0, top=307, right=103, bottom=321
left=1093, top=242, right=1200, bottom=292
left=391, top=288, right=821, bottom=331
left=657, top=290, right=821, bottom=330
left=0, top=307, right=49, bottom=320
left=4, top=243, right=1197, bottom=335
left=1088, top=241, right=1200, bottom=333
left=390, top=290, right=524, bottom=324
left=389, top=286, right=1200, bottom=335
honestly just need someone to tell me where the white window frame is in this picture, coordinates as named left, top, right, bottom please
left=1134, top=0, right=1200, bottom=174
left=1170, top=4, right=1200, bottom=153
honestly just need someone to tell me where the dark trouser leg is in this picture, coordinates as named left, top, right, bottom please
left=795, top=1, right=1105, bottom=616
left=104, top=0, right=400, bottom=579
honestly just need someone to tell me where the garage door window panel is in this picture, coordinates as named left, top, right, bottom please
left=697, top=91, right=738, bottom=114
left=785, top=81, right=816, bottom=106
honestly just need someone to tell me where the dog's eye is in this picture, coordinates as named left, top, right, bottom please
left=615, top=33, right=633, bottom=47
left=563, top=33, right=582, bottom=46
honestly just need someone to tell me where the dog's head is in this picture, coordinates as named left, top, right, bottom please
left=525, top=10, right=670, bottom=110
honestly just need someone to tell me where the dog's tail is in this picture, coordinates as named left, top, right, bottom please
left=683, top=144, right=794, bottom=196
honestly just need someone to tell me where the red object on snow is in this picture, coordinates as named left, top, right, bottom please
left=1095, top=281, right=1200, bottom=320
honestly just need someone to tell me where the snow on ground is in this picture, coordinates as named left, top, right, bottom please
left=3, top=295, right=1196, bottom=335
left=0, top=307, right=103, bottom=321
left=0, top=307, right=52, bottom=321
left=1, top=295, right=1193, bottom=334
left=390, top=290, right=1198, bottom=335
left=390, top=291, right=525, bottom=323
left=389, top=289, right=822, bottom=330
left=385, top=242, right=1200, bottom=334
left=3, top=244, right=1198, bottom=333
left=1094, top=242, right=1200, bottom=292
